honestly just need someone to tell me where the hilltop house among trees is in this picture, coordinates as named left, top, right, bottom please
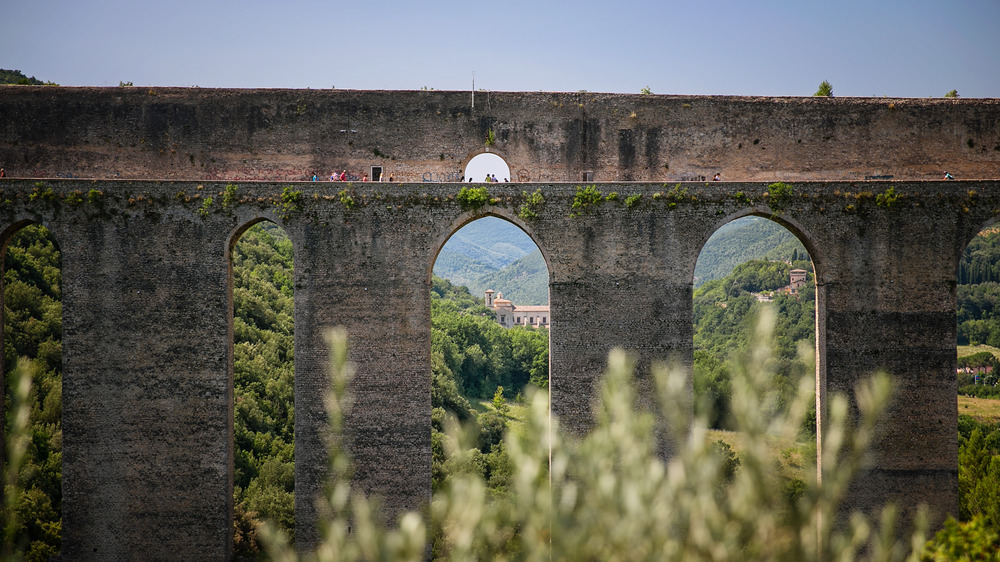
left=787, top=268, right=808, bottom=296
left=486, top=289, right=550, bottom=329
left=753, top=268, right=810, bottom=302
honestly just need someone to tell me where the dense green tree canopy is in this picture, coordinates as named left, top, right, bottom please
left=229, top=222, right=296, bottom=554
left=3, top=224, right=63, bottom=560
left=693, top=258, right=815, bottom=430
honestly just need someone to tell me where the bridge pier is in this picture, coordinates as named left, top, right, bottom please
left=55, top=213, right=234, bottom=559
left=817, top=204, right=960, bottom=523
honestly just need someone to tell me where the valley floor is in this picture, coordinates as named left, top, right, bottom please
left=958, top=395, right=1000, bottom=424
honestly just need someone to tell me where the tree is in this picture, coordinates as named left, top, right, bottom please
left=640, top=86, right=652, bottom=95
left=945, top=89, right=959, bottom=98
left=231, top=222, right=296, bottom=549
left=814, top=80, right=833, bottom=97
left=491, top=386, right=509, bottom=422
left=957, top=423, right=1000, bottom=525
left=3, top=225, right=63, bottom=559
left=0, top=69, right=57, bottom=85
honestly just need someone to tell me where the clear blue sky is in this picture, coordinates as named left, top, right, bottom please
left=3, top=0, right=998, bottom=98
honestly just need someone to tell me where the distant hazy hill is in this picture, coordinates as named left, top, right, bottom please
left=433, top=248, right=497, bottom=287
left=694, top=217, right=808, bottom=286
left=469, top=251, right=548, bottom=305
left=433, top=215, right=808, bottom=303
left=433, top=217, right=541, bottom=290
left=436, top=217, right=537, bottom=269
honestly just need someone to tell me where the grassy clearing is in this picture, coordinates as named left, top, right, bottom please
left=475, top=399, right=532, bottom=438
left=958, top=344, right=1000, bottom=359
left=958, top=395, right=1000, bottom=424
left=707, top=428, right=815, bottom=483
left=479, top=397, right=817, bottom=479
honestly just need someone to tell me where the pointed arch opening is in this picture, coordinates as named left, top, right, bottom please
left=228, top=219, right=295, bottom=555
left=692, top=214, right=819, bottom=494
left=954, top=221, right=1000, bottom=531
left=2, top=221, right=63, bottom=558
left=428, top=214, right=551, bottom=498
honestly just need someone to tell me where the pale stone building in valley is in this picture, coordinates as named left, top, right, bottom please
left=485, top=289, right=550, bottom=329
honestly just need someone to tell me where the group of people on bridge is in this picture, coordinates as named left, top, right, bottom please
left=310, top=170, right=394, bottom=182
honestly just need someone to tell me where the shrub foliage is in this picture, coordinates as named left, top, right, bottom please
left=263, top=310, right=934, bottom=561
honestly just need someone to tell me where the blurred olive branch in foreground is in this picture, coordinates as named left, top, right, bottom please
left=263, top=309, right=941, bottom=561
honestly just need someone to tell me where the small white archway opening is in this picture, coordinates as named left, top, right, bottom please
left=464, top=153, right=511, bottom=183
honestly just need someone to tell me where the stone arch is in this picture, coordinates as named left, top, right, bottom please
left=0, top=218, right=41, bottom=246
left=954, top=215, right=1000, bottom=346
left=424, top=206, right=553, bottom=494
left=693, top=209, right=826, bottom=282
left=226, top=217, right=297, bottom=553
left=958, top=214, right=1000, bottom=266
left=952, top=211, right=1000, bottom=525
left=227, top=217, right=289, bottom=257
left=429, top=208, right=553, bottom=284
left=1, top=215, right=64, bottom=418
left=691, top=209, right=826, bottom=468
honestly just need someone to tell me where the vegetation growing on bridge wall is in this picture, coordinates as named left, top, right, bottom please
left=456, top=186, right=490, bottom=211
left=570, top=184, right=603, bottom=217
left=275, top=186, right=304, bottom=220
left=10, top=181, right=1000, bottom=234
left=516, top=189, right=544, bottom=220
left=764, top=182, right=793, bottom=213
left=337, top=187, right=357, bottom=210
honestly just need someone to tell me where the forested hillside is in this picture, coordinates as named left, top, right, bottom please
left=954, top=414, right=1000, bottom=550
left=0, top=69, right=57, bottom=85
left=2, top=225, right=63, bottom=560
left=435, top=249, right=548, bottom=306
left=431, top=276, right=548, bottom=399
left=466, top=251, right=548, bottom=306
left=428, top=275, right=549, bottom=555
left=231, top=222, right=296, bottom=554
left=693, top=258, right=816, bottom=429
left=958, top=229, right=1000, bottom=358
left=959, top=227, right=1000, bottom=285
left=694, top=216, right=808, bottom=286
left=434, top=217, right=548, bottom=305
left=433, top=217, right=537, bottom=280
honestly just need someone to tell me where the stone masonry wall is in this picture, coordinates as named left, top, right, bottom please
left=2, top=178, right=998, bottom=558
left=1, top=88, right=999, bottom=183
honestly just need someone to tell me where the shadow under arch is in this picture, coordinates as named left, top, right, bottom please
left=226, top=216, right=297, bottom=553
left=0, top=218, right=64, bottom=555
left=691, top=208, right=827, bottom=476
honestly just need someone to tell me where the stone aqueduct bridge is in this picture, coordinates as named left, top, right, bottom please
left=1, top=88, right=1000, bottom=559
